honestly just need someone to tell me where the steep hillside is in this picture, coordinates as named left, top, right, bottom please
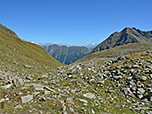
left=44, top=44, right=90, bottom=64
left=0, top=23, right=63, bottom=76
left=77, top=43, right=152, bottom=63
left=91, top=27, right=152, bottom=53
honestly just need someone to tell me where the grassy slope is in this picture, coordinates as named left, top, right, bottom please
left=0, top=27, right=63, bottom=76
left=76, top=43, right=152, bottom=63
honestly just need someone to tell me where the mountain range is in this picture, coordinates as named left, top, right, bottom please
left=43, top=44, right=90, bottom=64
left=91, top=27, right=152, bottom=53
left=39, top=42, right=97, bottom=49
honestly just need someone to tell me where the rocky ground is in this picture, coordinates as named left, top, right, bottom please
left=0, top=51, right=152, bottom=114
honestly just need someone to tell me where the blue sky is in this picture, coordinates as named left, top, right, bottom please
left=0, top=0, right=152, bottom=45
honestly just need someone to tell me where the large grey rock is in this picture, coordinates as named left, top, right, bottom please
left=21, top=94, right=33, bottom=103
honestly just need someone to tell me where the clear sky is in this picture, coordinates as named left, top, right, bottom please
left=0, top=0, right=152, bottom=45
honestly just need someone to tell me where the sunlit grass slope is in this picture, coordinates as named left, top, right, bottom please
left=76, top=43, right=152, bottom=63
left=0, top=23, right=63, bottom=76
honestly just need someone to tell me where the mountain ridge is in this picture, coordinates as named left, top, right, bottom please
left=0, top=23, right=63, bottom=75
left=44, top=44, right=90, bottom=64
left=91, top=27, right=152, bottom=53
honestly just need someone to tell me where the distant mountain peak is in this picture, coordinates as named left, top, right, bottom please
left=121, top=27, right=137, bottom=33
left=91, top=27, right=152, bottom=53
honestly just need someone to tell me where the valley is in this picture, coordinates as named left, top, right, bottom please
left=0, top=23, right=151, bottom=114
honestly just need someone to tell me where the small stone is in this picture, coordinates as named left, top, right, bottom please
left=25, top=76, right=32, bottom=81
left=140, top=76, right=147, bottom=81
left=68, top=75, right=73, bottom=78
left=66, top=98, right=73, bottom=104
left=0, top=98, right=5, bottom=103
left=113, top=76, right=122, bottom=80
left=44, top=91, right=50, bottom=95
left=1, top=84, right=12, bottom=89
left=62, top=104, right=66, bottom=111
left=91, top=109, right=95, bottom=114
left=138, top=88, right=145, bottom=94
left=132, top=65, right=139, bottom=68
left=83, top=93, right=95, bottom=99
left=79, top=99, right=88, bottom=104
left=21, top=94, right=33, bottom=103
left=5, top=98, right=9, bottom=101
left=12, top=78, right=24, bottom=87
left=32, top=84, right=44, bottom=90
left=137, top=94, right=143, bottom=99
left=107, top=89, right=113, bottom=93
left=15, top=105, right=23, bottom=109
left=24, top=65, right=31, bottom=69
left=89, top=79, right=95, bottom=84
left=125, top=65, right=132, bottom=69
left=69, top=107, right=75, bottom=113
left=40, top=97, right=46, bottom=101
left=97, top=80, right=104, bottom=84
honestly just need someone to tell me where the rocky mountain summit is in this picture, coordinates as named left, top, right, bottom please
left=91, top=27, right=152, bottom=53
left=0, top=50, right=152, bottom=113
